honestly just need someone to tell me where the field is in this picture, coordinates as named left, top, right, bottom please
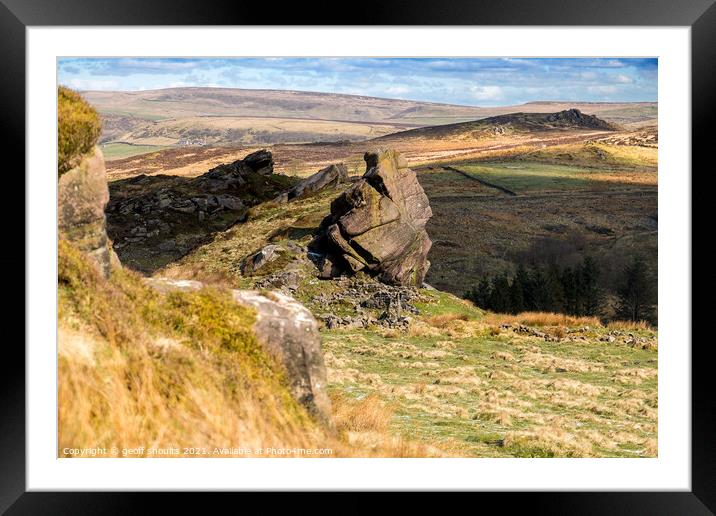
left=106, top=116, right=411, bottom=147
left=323, top=305, right=657, bottom=457
left=100, top=142, right=170, bottom=161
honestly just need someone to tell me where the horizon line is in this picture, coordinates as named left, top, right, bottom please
left=67, top=84, right=658, bottom=108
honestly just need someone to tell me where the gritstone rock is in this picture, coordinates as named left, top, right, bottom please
left=310, top=149, right=432, bottom=286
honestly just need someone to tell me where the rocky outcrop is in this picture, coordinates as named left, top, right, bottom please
left=196, top=149, right=273, bottom=192
left=544, top=108, right=615, bottom=130
left=105, top=150, right=290, bottom=273
left=310, top=149, right=432, bottom=286
left=243, top=149, right=274, bottom=176
left=311, top=277, right=425, bottom=330
left=58, top=147, right=117, bottom=277
left=282, top=163, right=348, bottom=202
left=145, top=278, right=333, bottom=427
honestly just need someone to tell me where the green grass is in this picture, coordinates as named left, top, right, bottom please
left=323, top=313, right=657, bottom=457
left=101, top=142, right=171, bottom=161
left=457, top=162, right=607, bottom=193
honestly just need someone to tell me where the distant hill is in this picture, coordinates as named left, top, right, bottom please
left=79, top=87, right=655, bottom=149
left=374, top=109, right=617, bottom=142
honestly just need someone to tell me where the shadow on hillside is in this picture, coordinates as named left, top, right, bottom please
left=105, top=172, right=298, bottom=274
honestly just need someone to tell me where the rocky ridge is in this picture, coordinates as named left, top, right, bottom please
left=105, top=150, right=294, bottom=272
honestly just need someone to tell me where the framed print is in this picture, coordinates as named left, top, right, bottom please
left=3, top=0, right=712, bottom=510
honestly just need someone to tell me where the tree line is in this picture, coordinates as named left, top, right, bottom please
left=464, top=256, right=656, bottom=323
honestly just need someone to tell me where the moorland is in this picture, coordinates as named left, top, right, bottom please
left=59, top=87, right=658, bottom=457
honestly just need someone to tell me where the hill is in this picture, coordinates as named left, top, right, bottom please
left=376, top=109, right=617, bottom=142
left=81, top=88, right=656, bottom=154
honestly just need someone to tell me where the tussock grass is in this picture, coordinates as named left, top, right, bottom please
left=607, top=319, right=653, bottom=331
left=58, top=240, right=322, bottom=457
left=59, top=241, right=445, bottom=457
left=323, top=296, right=657, bottom=457
left=425, top=312, right=470, bottom=328
left=332, top=393, right=393, bottom=434
left=483, top=311, right=602, bottom=328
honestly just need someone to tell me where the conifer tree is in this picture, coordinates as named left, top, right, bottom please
left=615, top=256, right=656, bottom=322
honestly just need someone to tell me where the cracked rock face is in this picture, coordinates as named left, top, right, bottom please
left=311, top=149, right=432, bottom=286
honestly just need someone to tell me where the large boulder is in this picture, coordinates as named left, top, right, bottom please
left=286, top=163, right=348, bottom=201
left=145, top=278, right=333, bottom=428
left=311, top=149, right=432, bottom=286
left=58, top=147, right=117, bottom=277
left=243, top=149, right=274, bottom=176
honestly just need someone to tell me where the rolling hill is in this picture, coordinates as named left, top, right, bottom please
left=81, top=87, right=657, bottom=153
left=375, top=109, right=618, bottom=142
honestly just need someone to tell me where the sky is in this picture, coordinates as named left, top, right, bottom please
left=57, top=57, right=657, bottom=107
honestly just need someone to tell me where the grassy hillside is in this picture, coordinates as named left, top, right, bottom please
left=59, top=239, right=445, bottom=457
left=157, top=179, right=657, bottom=457
left=82, top=87, right=497, bottom=123
left=324, top=309, right=657, bottom=457
left=84, top=88, right=657, bottom=126
left=58, top=239, right=321, bottom=456
left=420, top=142, right=657, bottom=300
left=108, top=116, right=410, bottom=147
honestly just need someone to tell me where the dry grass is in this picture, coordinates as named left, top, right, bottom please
left=323, top=301, right=657, bottom=457
left=425, top=312, right=470, bottom=328
left=332, top=393, right=393, bottom=434
left=607, top=319, right=654, bottom=331
left=58, top=240, right=324, bottom=457
left=59, top=240, right=447, bottom=458
left=483, top=311, right=602, bottom=328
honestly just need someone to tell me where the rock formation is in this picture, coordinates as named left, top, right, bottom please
left=58, top=147, right=117, bottom=277
left=145, top=277, right=333, bottom=428
left=279, top=163, right=348, bottom=202
left=243, top=149, right=274, bottom=176
left=310, top=149, right=432, bottom=286
left=105, top=150, right=288, bottom=273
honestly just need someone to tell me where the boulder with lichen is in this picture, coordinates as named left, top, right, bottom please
left=310, top=149, right=432, bottom=286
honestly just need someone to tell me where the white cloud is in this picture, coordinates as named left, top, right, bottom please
left=469, top=85, right=503, bottom=101
left=384, top=86, right=410, bottom=95
left=614, top=74, right=634, bottom=84
left=587, top=85, right=618, bottom=94
left=65, top=78, right=120, bottom=91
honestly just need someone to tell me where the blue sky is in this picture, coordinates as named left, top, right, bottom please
left=58, top=57, right=657, bottom=106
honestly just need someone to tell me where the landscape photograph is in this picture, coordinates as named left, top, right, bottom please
left=57, top=57, right=658, bottom=458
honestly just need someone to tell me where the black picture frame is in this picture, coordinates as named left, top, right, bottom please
left=3, top=0, right=710, bottom=510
